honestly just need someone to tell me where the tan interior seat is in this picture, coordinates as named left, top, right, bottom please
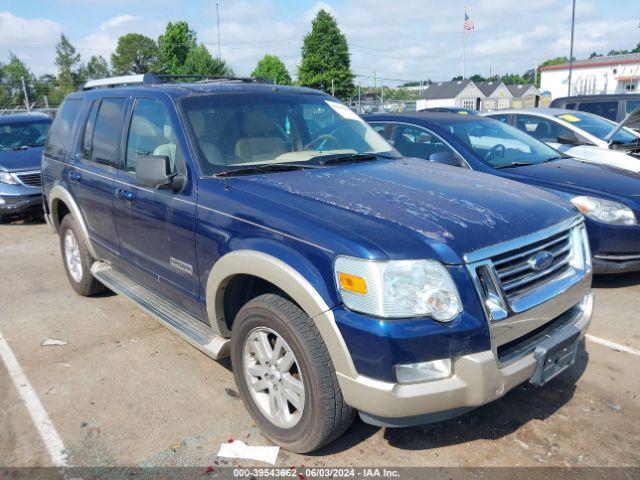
left=234, top=110, right=286, bottom=163
left=190, top=110, right=224, bottom=166
left=153, top=123, right=178, bottom=171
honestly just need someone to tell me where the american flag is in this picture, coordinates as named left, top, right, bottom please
left=464, top=12, right=474, bottom=31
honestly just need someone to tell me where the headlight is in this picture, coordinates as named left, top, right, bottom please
left=334, top=256, right=462, bottom=321
left=0, top=171, right=18, bottom=185
left=571, top=196, right=636, bottom=225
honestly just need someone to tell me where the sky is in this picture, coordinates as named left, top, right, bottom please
left=1, top=0, right=639, bottom=86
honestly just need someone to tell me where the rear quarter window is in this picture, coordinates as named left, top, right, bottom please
left=45, top=98, right=82, bottom=160
left=577, top=101, right=618, bottom=120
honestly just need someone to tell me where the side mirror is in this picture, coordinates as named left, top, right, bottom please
left=429, top=151, right=460, bottom=167
left=136, top=155, right=173, bottom=189
left=556, top=133, right=581, bottom=145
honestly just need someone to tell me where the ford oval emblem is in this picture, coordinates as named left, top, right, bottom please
left=529, top=251, right=555, bottom=271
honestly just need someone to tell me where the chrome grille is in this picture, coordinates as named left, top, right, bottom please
left=492, top=228, right=573, bottom=299
left=16, top=171, right=42, bottom=187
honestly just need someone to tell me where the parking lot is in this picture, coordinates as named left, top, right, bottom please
left=1, top=219, right=639, bottom=469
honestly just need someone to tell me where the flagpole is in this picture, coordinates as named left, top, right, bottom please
left=462, top=9, right=466, bottom=80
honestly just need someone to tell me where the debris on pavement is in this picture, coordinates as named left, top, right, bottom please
left=217, top=440, right=280, bottom=465
left=41, top=338, right=68, bottom=346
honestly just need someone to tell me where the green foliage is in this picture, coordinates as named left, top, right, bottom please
left=298, top=9, right=354, bottom=98
left=157, top=21, right=197, bottom=74
left=86, top=55, right=110, bottom=79
left=55, top=34, right=81, bottom=94
left=251, top=54, right=291, bottom=84
left=0, top=53, right=36, bottom=108
left=182, top=44, right=234, bottom=76
left=633, top=42, right=640, bottom=54
left=111, top=34, right=158, bottom=75
left=501, top=73, right=528, bottom=85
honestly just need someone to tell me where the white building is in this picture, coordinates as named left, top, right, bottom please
left=416, top=80, right=485, bottom=111
left=540, top=53, right=640, bottom=99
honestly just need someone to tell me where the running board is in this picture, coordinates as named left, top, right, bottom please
left=91, top=262, right=230, bottom=359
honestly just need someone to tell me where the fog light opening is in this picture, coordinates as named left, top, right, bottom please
left=395, top=358, right=453, bottom=384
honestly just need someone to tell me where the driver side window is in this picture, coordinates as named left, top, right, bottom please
left=126, top=98, right=180, bottom=174
left=391, top=124, right=464, bottom=167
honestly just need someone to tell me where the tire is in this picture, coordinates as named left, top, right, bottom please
left=231, top=293, right=355, bottom=453
left=59, top=214, right=105, bottom=296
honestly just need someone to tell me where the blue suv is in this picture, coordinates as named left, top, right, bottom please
left=43, top=75, right=593, bottom=452
left=0, top=112, right=51, bottom=220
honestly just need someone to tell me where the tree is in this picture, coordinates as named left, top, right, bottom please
left=111, top=34, right=158, bottom=75
left=251, top=54, right=291, bottom=84
left=86, top=55, right=110, bottom=79
left=589, top=51, right=603, bottom=59
left=298, top=9, right=354, bottom=98
left=55, top=34, right=81, bottom=92
left=0, top=53, right=36, bottom=108
left=501, top=72, right=527, bottom=85
left=157, top=21, right=197, bottom=74
left=633, top=42, right=640, bottom=54
left=182, top=44, right=234, bottom=76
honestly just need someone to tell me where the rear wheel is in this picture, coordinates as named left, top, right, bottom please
left=59, top=215, right=105, bottom=296
left=231, top=293, right=355, bottom=453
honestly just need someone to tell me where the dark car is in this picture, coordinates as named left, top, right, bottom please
left=42, top=75, right=592, bottom=452
left=0, top=112, right=52, bottom=220
left=550, top=94, right=640, bottom=125
left=367, top=112, right=640, bottom=273
left=420, top=107, right=480, bottom=115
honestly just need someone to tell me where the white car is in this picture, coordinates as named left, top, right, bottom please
left=483, top=107, right=640, bottom=173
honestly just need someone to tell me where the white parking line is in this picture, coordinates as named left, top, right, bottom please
left=0, top=328, right=67, bottom=466
left=586, top=334, right=640, bottom=357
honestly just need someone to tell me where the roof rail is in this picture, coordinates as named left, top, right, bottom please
left=80, top=74, right=271, bottom=91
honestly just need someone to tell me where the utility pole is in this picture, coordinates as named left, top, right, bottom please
left=21, top=76, right=30, bottom=111
left=380, top=80, right=384, bottom=112
left=567, top=0, right=576, bottom=96
left=216, top=3, right=222, bottom=60
left=331, top=78, right=335, bottom=97
left=358, top=82, right=361, bottom=111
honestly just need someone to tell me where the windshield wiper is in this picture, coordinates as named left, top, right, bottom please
left=540, top=155, right=564, bottom=163
left=216, top=163, right=319, bottom=177
left=496, top=161, right=535, bottom=169
left=317, top=153, right=383, bottom=166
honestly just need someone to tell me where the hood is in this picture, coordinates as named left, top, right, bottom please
left=502, top=158, right=640, bottom=198
left=230, top=158, right=577, bottom=262
left=0, top=146, right=43, bottom=172
left=605, top=105, right=640, bottom=142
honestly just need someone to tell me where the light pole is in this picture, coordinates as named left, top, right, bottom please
left=567, top=0, right=576, bottom=96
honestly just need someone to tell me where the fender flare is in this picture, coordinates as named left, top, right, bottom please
left=48, top=185, right=98, bottom=259
left=205, top=250, right=358, bottom=378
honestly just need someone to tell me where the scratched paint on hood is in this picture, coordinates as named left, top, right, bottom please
left=239, top=158, right=570, bottom=247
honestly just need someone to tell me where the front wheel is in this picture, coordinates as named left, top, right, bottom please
left=59, top=215, right=105, bottom=296
left=231, top=293, right=355, bottom=453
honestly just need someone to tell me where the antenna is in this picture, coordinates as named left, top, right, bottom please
left=216, top=3, right=222, bottom=60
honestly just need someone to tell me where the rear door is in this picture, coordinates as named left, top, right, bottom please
left=69, top=97, right=127, bottom=258
left=111, top=95, right=202, bottom=317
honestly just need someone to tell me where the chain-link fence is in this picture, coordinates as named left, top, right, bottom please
left=346, top=100, right=418, bottom=114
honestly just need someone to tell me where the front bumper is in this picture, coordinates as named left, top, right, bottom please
left=337, top=293, right=593, bottom=427
left=585, top=218, right=640, bottom=274
left=0, top=193, right=42, bottom=215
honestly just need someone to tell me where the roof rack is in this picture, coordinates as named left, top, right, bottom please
left=80, top=74, right=271, bottom=91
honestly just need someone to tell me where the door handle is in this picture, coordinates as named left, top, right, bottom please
left=69, top=171, right=81, bottom=181
left=116, top=188, right=134, bottom=201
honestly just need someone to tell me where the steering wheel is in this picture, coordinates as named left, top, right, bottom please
left=304, top=133, right=339, bottom=151
left=485, top=143, right=506, bottom=161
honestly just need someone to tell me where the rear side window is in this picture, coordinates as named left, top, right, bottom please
left=91, top=98, right=126, bottom=167
left=45, top=98, right=81, bottom=159
left=564, top=102, right=577, bottom=110
left=625, top=100, right=640, bottom=115
left=577, top=101, right=618, bottom=120
left=490, top=114, right=510, bottom=124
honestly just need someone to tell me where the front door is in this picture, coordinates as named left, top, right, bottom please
left=112, top=96, right=202, bottom=318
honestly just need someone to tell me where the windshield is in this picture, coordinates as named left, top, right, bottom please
left=0, top=120, right=51, bottom=149
left=555, top=111, right=639, bottom=144
left=181, top=93, right=399, bottom=175
left=441, top=117, right=562, bottom=168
